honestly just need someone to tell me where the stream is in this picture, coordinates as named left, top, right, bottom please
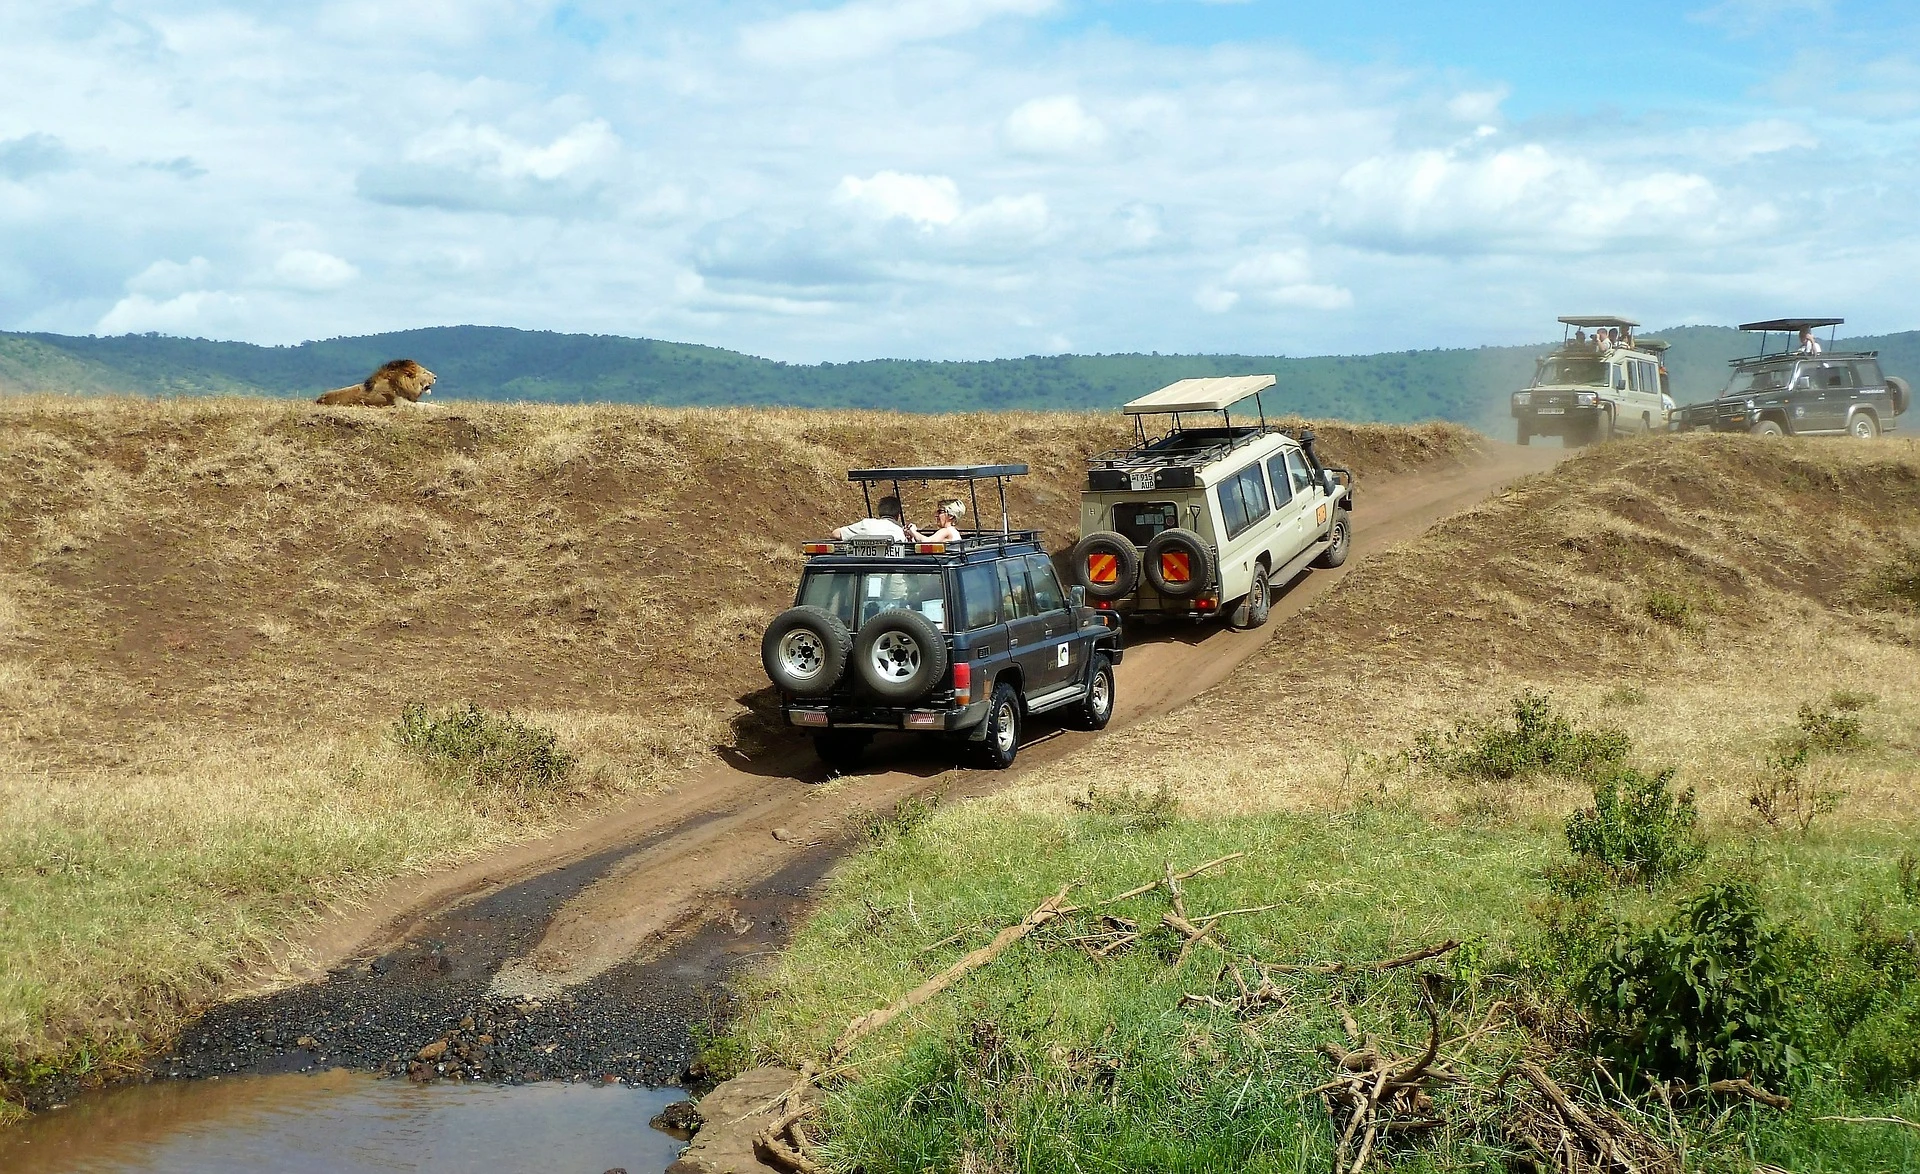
left=0, top=1070, right=688, bottom=1173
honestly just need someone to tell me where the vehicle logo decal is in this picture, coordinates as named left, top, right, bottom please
left=1088, top=552, right=1118, bottom=584
left=1056, top=643, right=1070, bottom=668
left=1316, top=505, right=1328, bottom=524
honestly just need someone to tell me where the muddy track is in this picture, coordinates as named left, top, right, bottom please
left=151, top=446, right=1563, bottom=1090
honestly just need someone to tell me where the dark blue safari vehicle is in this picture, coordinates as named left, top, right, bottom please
left=760, top=465, right=1123, bottom=772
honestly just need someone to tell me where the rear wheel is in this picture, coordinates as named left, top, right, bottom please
left=813, top=731, right=871, bottom=773
left=1851, top=412, right=1880, bottom=440
left=972, top=681, right=1021, bottom=770
left=1313, top=510, right=1352, bottom=569
left=1066, top=654, right=1114, bottom=731
left=1226, top=564, right=1270, bottom=630
left=1751, top=417, right=1786, bottom=437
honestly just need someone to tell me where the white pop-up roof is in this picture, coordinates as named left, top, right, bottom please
left=1122, top=374, right=1276, bottom=415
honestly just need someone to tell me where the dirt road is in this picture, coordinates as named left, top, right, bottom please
left=166, top=443, right=1563, bottom=1087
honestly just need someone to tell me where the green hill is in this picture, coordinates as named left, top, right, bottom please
left=4, top=324, right=1915, bottom=427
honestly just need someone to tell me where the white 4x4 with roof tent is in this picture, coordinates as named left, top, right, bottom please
left=1070, top=375, right=1353, bottom=628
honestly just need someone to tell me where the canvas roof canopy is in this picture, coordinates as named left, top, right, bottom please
left=847, top=464, right=1028, bottom=481
left=1558, top=315, right=1640, bottom=329
left=1739, top=318, right=1844, bottom=332
left=1122, top=374, right=1276, bottom=415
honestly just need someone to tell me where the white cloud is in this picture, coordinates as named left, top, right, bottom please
left=1003, top=94, right=1108, bottom=156
left=95, top=290, right=248, bottom=336
left=270, top=249, right=357, bottom=291
left=740, top=0, right=1058, bottom=67
left=1445, top=87, right=1508, bottom=124
left=126, top=257, right=214, bottom=298
left=1198, top=249, right=1353, bottom=314
left=834, top=171, right=963, bottom=226
left=358, top=119, right=622, bottom=214
left=1690, top=0, right=1830, bottom=35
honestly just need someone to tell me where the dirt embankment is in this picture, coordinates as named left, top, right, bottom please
left=0, top=396, right=1482, bottom=1112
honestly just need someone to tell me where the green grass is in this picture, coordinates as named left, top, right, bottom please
left=730, top=802, right=1920, bottom=1173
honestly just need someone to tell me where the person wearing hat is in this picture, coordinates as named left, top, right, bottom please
left=834, top=494, right=907, bottom=541
left=910, top=499, right=966, bottom=543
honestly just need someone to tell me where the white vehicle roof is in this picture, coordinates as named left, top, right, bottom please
left=1123, top=374, right=1276, bottom=415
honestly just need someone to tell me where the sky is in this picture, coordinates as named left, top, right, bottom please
left=2, top=0, right=1918, bottom=361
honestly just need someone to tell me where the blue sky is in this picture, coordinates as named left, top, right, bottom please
left=2, top=0, right=1917, bottom=361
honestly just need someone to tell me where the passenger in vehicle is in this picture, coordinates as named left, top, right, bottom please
left=1798, top=328, right=1823, bottom=355
left=833, top=495, right=907, bottom=541
left=910, top=499, right=965, bottom=543
left=1573, top=328, right=1588, bottom=349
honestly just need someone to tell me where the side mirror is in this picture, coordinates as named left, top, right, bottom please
left=1070, top=585, right=1087, bottom=608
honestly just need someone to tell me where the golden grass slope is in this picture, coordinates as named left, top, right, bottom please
left=0, top=395, right=1477, bottom=1110
left=1005, top=434, right=1920, bottom=825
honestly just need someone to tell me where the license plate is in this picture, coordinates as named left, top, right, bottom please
left=1536, top=408, right=1564, bottom=415
left=1129, top=471, right=1155, bottom=492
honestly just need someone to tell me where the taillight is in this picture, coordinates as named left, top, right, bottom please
left=1087, top=552, right=1118, bottom=585
left=1160, top=551, right=1191, bottom=583
left=915, top=543, right=947, bottom=554
left=801, top=543, right=833, bottom=554
left=952, top=661, right=971, bottom=705
left=1196, top=596, right=1217, bottom=611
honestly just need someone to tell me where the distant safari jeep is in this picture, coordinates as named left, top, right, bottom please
left=1671, top=318, right=1910, bottom=439
left=1512, top=316, right=1672, bottom=446
left=1070, top=375, right=1352, bottom=629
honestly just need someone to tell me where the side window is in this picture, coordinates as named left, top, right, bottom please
left=997, top=558, right=1034, bottom=620
left=1217, top=475, right=1249, bottom=537
left=1267, top=455, right=1293, bottom=506
left=1284, top=449, right=1313, bottom=495
left=1820, top=363, right=1855, bottom=390
left=1854, top=360, right=1884, bottom=389
left=1235, top=463, right=1269, bottom=535
left=1626, top=363, right=1639, bottom=392
left=958, top=562, right=1001, bottom=630
left=1026, top=555, right=1066, bottom=612
left=1612, top=364, right=1627, bottom=390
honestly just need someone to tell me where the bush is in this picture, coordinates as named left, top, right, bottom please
left=1643, top=589, right=1693, bottom=628
left=1782, top=700, right=1868, bottom=756
left=1872, top=547, right=1920, bottom=609
left=863, top=793, right=940, bottom=843
left=1747, top=751, right=1842, bottom=834
left=1801, top=907, right=1920, bottom=1093
left=393, top=702, right=577, bottom=793
left=1073, top=782, right=1178, bottom=833
left=1412, top=690, right=1631, bottom=783
left=1579, top=880, right=1799, bottom=1087
left=1565, top=767, right=1703, bottom=885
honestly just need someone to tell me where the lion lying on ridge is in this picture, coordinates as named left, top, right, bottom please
left=315, top=359, right=436, bottom=406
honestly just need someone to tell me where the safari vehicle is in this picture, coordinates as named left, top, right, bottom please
left=1671, top=318, right=1910, bottom=439
left=1511, top=316, right=1672, bottom=446
left=760, top=465, right=1123, bottom=772
left=1070, top=376, right=1353, bottom=628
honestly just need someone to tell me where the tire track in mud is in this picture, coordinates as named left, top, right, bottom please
left=146, top=445, right=1565, bottom=1092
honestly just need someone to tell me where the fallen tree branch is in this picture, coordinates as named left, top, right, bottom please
left=1264, top=939, right=1463, bottom=976
left=1812, top=1114, right=1920, bottom=1131
left=1096, top=852, right=1244, bottom=907
left=1707, top=1078, right=1791, bottom=1111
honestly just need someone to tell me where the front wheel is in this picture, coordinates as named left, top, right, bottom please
left=1065, top=653, right=1115, bottom=731
left=1516, top=425, right=1531, bottom=446
left=1850, top=413, right=1880, bottom=440
left=1313, top=510, right=1352, bottom=569
left=972, top=681, right=1021, bottom=770
left=1751, top=418, right=1786, bottom=437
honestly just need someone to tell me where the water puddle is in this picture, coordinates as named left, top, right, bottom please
left=0, top=1071, right=689, bottom=1173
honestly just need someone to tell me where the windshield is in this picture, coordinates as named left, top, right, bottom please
left=1723, top=365, right=1792, bottom=397
left=1535, top=356, right=1608, bottom=387
left=799, top=569, right=947, bottom=631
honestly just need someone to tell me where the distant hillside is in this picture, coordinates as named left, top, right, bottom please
left=4, top=324, right=1916, bottom=427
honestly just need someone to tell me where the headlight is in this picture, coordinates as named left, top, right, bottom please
left=1513, top=392, right=1531, bottom=406
left=1745, top=398, right=1756, bottom=409
left=1575, top=392, right=1597, bottom=406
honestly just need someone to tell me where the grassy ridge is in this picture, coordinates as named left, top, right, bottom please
left=8, top=324, right=1919, bottom=425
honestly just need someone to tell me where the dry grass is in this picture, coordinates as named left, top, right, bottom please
left=1003, top=434, right=1920, bottom=827
left=0, top=394, right=1480, bottom=1109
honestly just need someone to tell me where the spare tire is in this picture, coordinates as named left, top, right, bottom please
left=853, top=608, right=949, bottom=702
left=1888, top=375, right=1910, bottom=417
left=1143, top=528, right=1215, bottom=599
left=762, top=606, right=852, bottom=697
left=1071, top=531, right=1140, bottom=601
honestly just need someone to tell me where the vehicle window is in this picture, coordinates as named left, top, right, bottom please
left=957, top=562, right=1001, bottom=630
left=1217, top=474, right=1249, bottom=537
left=1853, top=360, right=1884, bottom=388
left=1612, top=365, right=1627, bottom=390
left=1284, top=449, right=1313, bottom=495
left=1816, top=362, right=1856, bottom=390
left=1536, top=356, right=1606, bottom=386
left=997, top=558, right=1035, bottom=620
left=1026, top=555, right=1067, bottom=612
left=1626, top=363, right=1639, bottom=393
left=799, top=570, right=947, bottom=630
left=1724, top=366, right=1788, bottom=396
left=1113, top=501, right=1177, bottom=546
left=1267, top=456, right=1293, bottom=506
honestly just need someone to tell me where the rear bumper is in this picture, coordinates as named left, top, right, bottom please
left=785, top=699, right=989, bottom=733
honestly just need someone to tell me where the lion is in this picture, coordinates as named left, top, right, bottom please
left=315, top=359, right=436, bottom=406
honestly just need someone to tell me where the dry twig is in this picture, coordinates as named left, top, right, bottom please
left=1812, top=1114, right=1920, bottom=1131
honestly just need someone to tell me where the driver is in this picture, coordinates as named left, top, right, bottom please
left=833, top=495, right=907, bottom=541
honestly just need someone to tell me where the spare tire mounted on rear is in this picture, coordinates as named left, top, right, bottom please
left=1072, top=530, right=1140, bottom=601
left=762, top=606, right=852, bottom=697
left=1143, top=528, right=1214, bottom=599
left=854, top=608, right=949, bottom=701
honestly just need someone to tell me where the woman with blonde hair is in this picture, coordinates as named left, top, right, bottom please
left=911, top=499, right=966, bottom=543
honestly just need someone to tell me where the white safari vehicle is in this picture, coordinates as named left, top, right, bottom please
left=1511, top=315, right=1672, bottom=446
left=1070, top=375, right=1353, bottom=629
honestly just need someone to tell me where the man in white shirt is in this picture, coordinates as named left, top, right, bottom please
left=1798, top=328, right=1823, bottom=355
left=834, top=495, right=907, bottom=541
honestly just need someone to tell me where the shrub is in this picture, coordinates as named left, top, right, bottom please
left=1643, top=589, right=1693, bottom=628
left=1899, top=851, right=1920, bottom=905
left=1073, top=782, right=1178, bottom=832
left=1565, top=767, right=1703, bottom=884
left=1747, top=750, right=1842, bottom=834
left=1579, top=880, right=1799, bottom=1087
left=1412, top=690, right=1630, bottom=783
left=863, top=793, right=939, bottom=843
left=393, top=702, right=576, bottom=793
left=1804, top=909, right=1920, bottom=1093
left=1784, top=700, right=1868, bottom=756
left=1872, top=547, right=1920, bottom=609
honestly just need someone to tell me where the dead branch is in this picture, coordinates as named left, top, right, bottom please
left=1496, top=1060, right=1680, bottom=1174
left=1096, top=852, right=1244, bottom=907
left=1707, top=1078, right=1791, bottom=1111
left=753, top=1106, right=827, bottom=1174
left=1812, top=1114, right=1920, bottom=1131
left=1163, top=858, right=1189, bottom=921
left=1264, top=939, right=1463, bottom=976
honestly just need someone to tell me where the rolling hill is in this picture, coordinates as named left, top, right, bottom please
left=3, top=324, right=1917, bottom=428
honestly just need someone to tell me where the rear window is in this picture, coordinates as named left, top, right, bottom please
left=956, top=562, right=1001, bottom=630
left=799, top=570, right=947, bottom=630
left=1113, top=501, right=1177, bottom=546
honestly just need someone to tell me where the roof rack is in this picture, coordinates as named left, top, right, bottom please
left=800, top=528, right=1044, bottom=560
left=845, top=463, right=1029, bottom=536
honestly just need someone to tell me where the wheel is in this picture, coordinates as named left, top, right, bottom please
left=1516, top=425, right=1531, bottom=446
left=1850, top=412, right=1880, bottom=440
left=972, top=681, right=1021, bottom=769
left=1313, top=509, right=1352, bottom=569
left=1594, top=408, right=1615, bottom=442
left=1142, top=528, right=1214, bottom=600
left=1071, top=531, right=1140, bottom=601
left=1888, top=376, right=1910, bottom=416
left=813, top=731, right=870, bottom=773
left=761, top=607, right=852, bottom=697
left=852, top=608, right=948, bottom=702
left=1065, top=653, right=1115, bottom=731
left=1226, top=564, right=1270, bottom=630
left=1750, top=418, right=1786, bottom=437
